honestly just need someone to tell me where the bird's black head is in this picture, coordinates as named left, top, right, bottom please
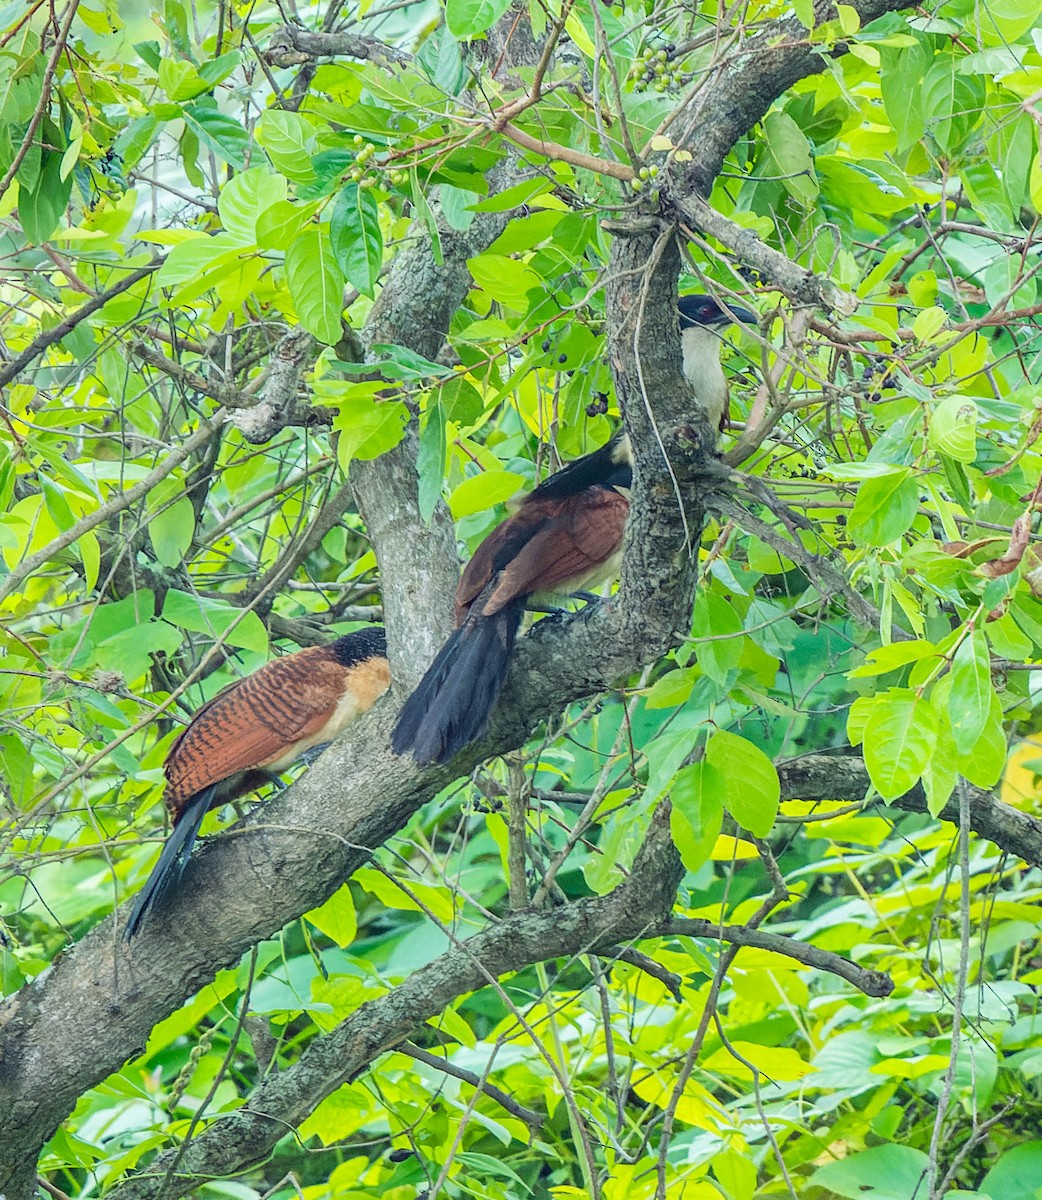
left=331, top=626, right=388, bottom=666
left=528, top=432, right=632, bottom=500
left=678, top=293, right=757, bottom=329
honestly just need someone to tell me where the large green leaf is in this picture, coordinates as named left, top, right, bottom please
left=670, top=761, right=726, bottom=874
left=330, top=183, right=383, bottom=297
left=811, top=1145, right=929, bottom=1199
left=285, top=227, right=345, bottom=345
left=182, top=99, right=249, bottom=168
left=445, top=0, right=512, bottom=38
left=705, top=731, right=779, bottom=837
left=218, top=167, right=287, bottom=244
left=848, top=469, right=918, bottom=547
left=863, top=688, right=938, bottom=800
left=948, top=628, right=992, bottom=754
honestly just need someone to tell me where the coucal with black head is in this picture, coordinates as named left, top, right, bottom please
left=678, top=292, right=757, bottom=430
left=124, top=626, right=390, bottom=939
left=390, top=294, right=756, bottom=767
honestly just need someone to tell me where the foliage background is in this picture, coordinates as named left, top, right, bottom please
left=3, top=0, right=1042, bottom=1198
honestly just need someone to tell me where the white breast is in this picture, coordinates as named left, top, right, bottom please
left=681, top=325, right=728, bottom=430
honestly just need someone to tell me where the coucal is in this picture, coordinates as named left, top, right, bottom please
left=678, top=292, right=757, bottom=429
left=124, top=626, right=390, bottom=939
left=390, top=295, right=754, bottom=766
left=392, top=434, right=633, bottom=765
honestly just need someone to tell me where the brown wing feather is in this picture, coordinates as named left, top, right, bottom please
left=164, top=646, right=346, bottom=809
left=479, top=488, right=628, bottom=616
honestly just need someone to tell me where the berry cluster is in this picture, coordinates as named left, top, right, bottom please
left=629, top=163, right=660, bottom=193
left=347, top=134, right=407, bottom=188
left=629, top=44, right=689, bottom=93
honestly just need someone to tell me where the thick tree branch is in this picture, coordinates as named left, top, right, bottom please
left=264, top=26, right=411, bottom=70
left=106, top=805, right=683, bottom=1200
left=778, top=755, right=1042, bottom=869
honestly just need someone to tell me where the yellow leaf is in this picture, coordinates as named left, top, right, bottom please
left=632, top=1073, right=726, bottom=1130
left=650, top=135, right=674, bottom=151
left=710, top=835, right=759, bottom=861
left=1001, top=735, right=1042, bottom=810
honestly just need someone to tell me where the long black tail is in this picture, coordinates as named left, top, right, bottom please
left=123, top=785, right=216, bottom=940
left=392, top=605, right=521, bottom=765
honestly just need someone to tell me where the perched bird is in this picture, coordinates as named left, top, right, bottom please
left=124, top=626, right=390, bottom=939
left=392, top=434, right=633, bottom=765
left=678, top=293, right=757, bottom=429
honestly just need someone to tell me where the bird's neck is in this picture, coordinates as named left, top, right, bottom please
left=681, top=325, right=728, bottom=429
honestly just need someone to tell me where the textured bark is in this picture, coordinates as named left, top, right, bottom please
left=673, top=0, right=918, bottom=196
left=108, top=806, right=682, bottom=1200
left=779, top=755, right=1042, bottom=868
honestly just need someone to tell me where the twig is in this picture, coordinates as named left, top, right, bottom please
left=397, top=1043, right=543, bottom=1132
left=663, top=918, right=893, bottom=997
left=0, top=260, right=160, bottom=391
left=0, top=0, right=82, bottom=200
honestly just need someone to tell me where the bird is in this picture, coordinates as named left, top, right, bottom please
left=390, top=294, right=752, bottom=767
left=391, top=434, right=633, bottom=766
left=677, top=292, right=757, bottom=430
left=123, top=626, right=390, bottom=939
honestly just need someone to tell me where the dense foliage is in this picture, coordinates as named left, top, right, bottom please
left=3, top=0, right=1042, bottom=1198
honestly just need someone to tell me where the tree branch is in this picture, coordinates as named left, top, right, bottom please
left=778, top=755, right=1042, bottom=869
left=105, top=805, right=682, bottom=1200
left=0, top=259, right=160, bottom=392
left=662, top=918, right=893, bottom=997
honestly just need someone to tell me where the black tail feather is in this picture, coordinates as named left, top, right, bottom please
left=123, top=785, right=216, bottom=940
left=392, top=605, right=521, bottom=765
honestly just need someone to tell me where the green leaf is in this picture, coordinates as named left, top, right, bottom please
left=691, top=589, right=743, bottom=684
left=448, top=470, right=525, bottom=518
left=811, top=1144, right=929, bottom=1199
left=921, top=55, right=984, bottom=153
left=670, top=761, right=726, bottom=874
left=410, top=167, right=442, bottom=265
left=161, top=590, right=269, bottom=653
left=863, top=689, right=938, bottom=800
left=18, top=146, right=71, bottom=243
left=158, top=58, right=208, bottom=102
left=848, top=640, right=938, bottom=678
left=929, top=395, right=978, bottom=464
left=948, top=629, right=992, bottom=754
left=149, top=496, right=195, bottom=568
left=979, top=1141, right=1042, bottom=1200
left=354, top=866, right=454, bottom=921
left=912, top=306, right=946, bottom=340
left=285, top=228, right=345, bottom=345
left=218, top=167, right=287, bottom=244
left=198, top=49, right=241, bottom=87
left=848, top=469, right=918, bottom=547
left=467, top=252, right=540, bottom=309
left=436, top=376, right=483, bottom=425
left=305, top=886, right=357, bottom=948
left=445, top=0, right=512, bottom=39
left=330, top=183, right=383, bottom=297
left=762, top=111, right=818, bottom=207
left=256, top=109, right=318, bottom=183
left=256, top=199, right=310, bottom=251
left=417, top=403, right=446, bottom=523
left=705, top=730, right=780, bottom=837
left=880, top=37, right=929, bottom=150
left=328, top=386, right=409, bottom=467
left=182, top=99, right=249, bottom=169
